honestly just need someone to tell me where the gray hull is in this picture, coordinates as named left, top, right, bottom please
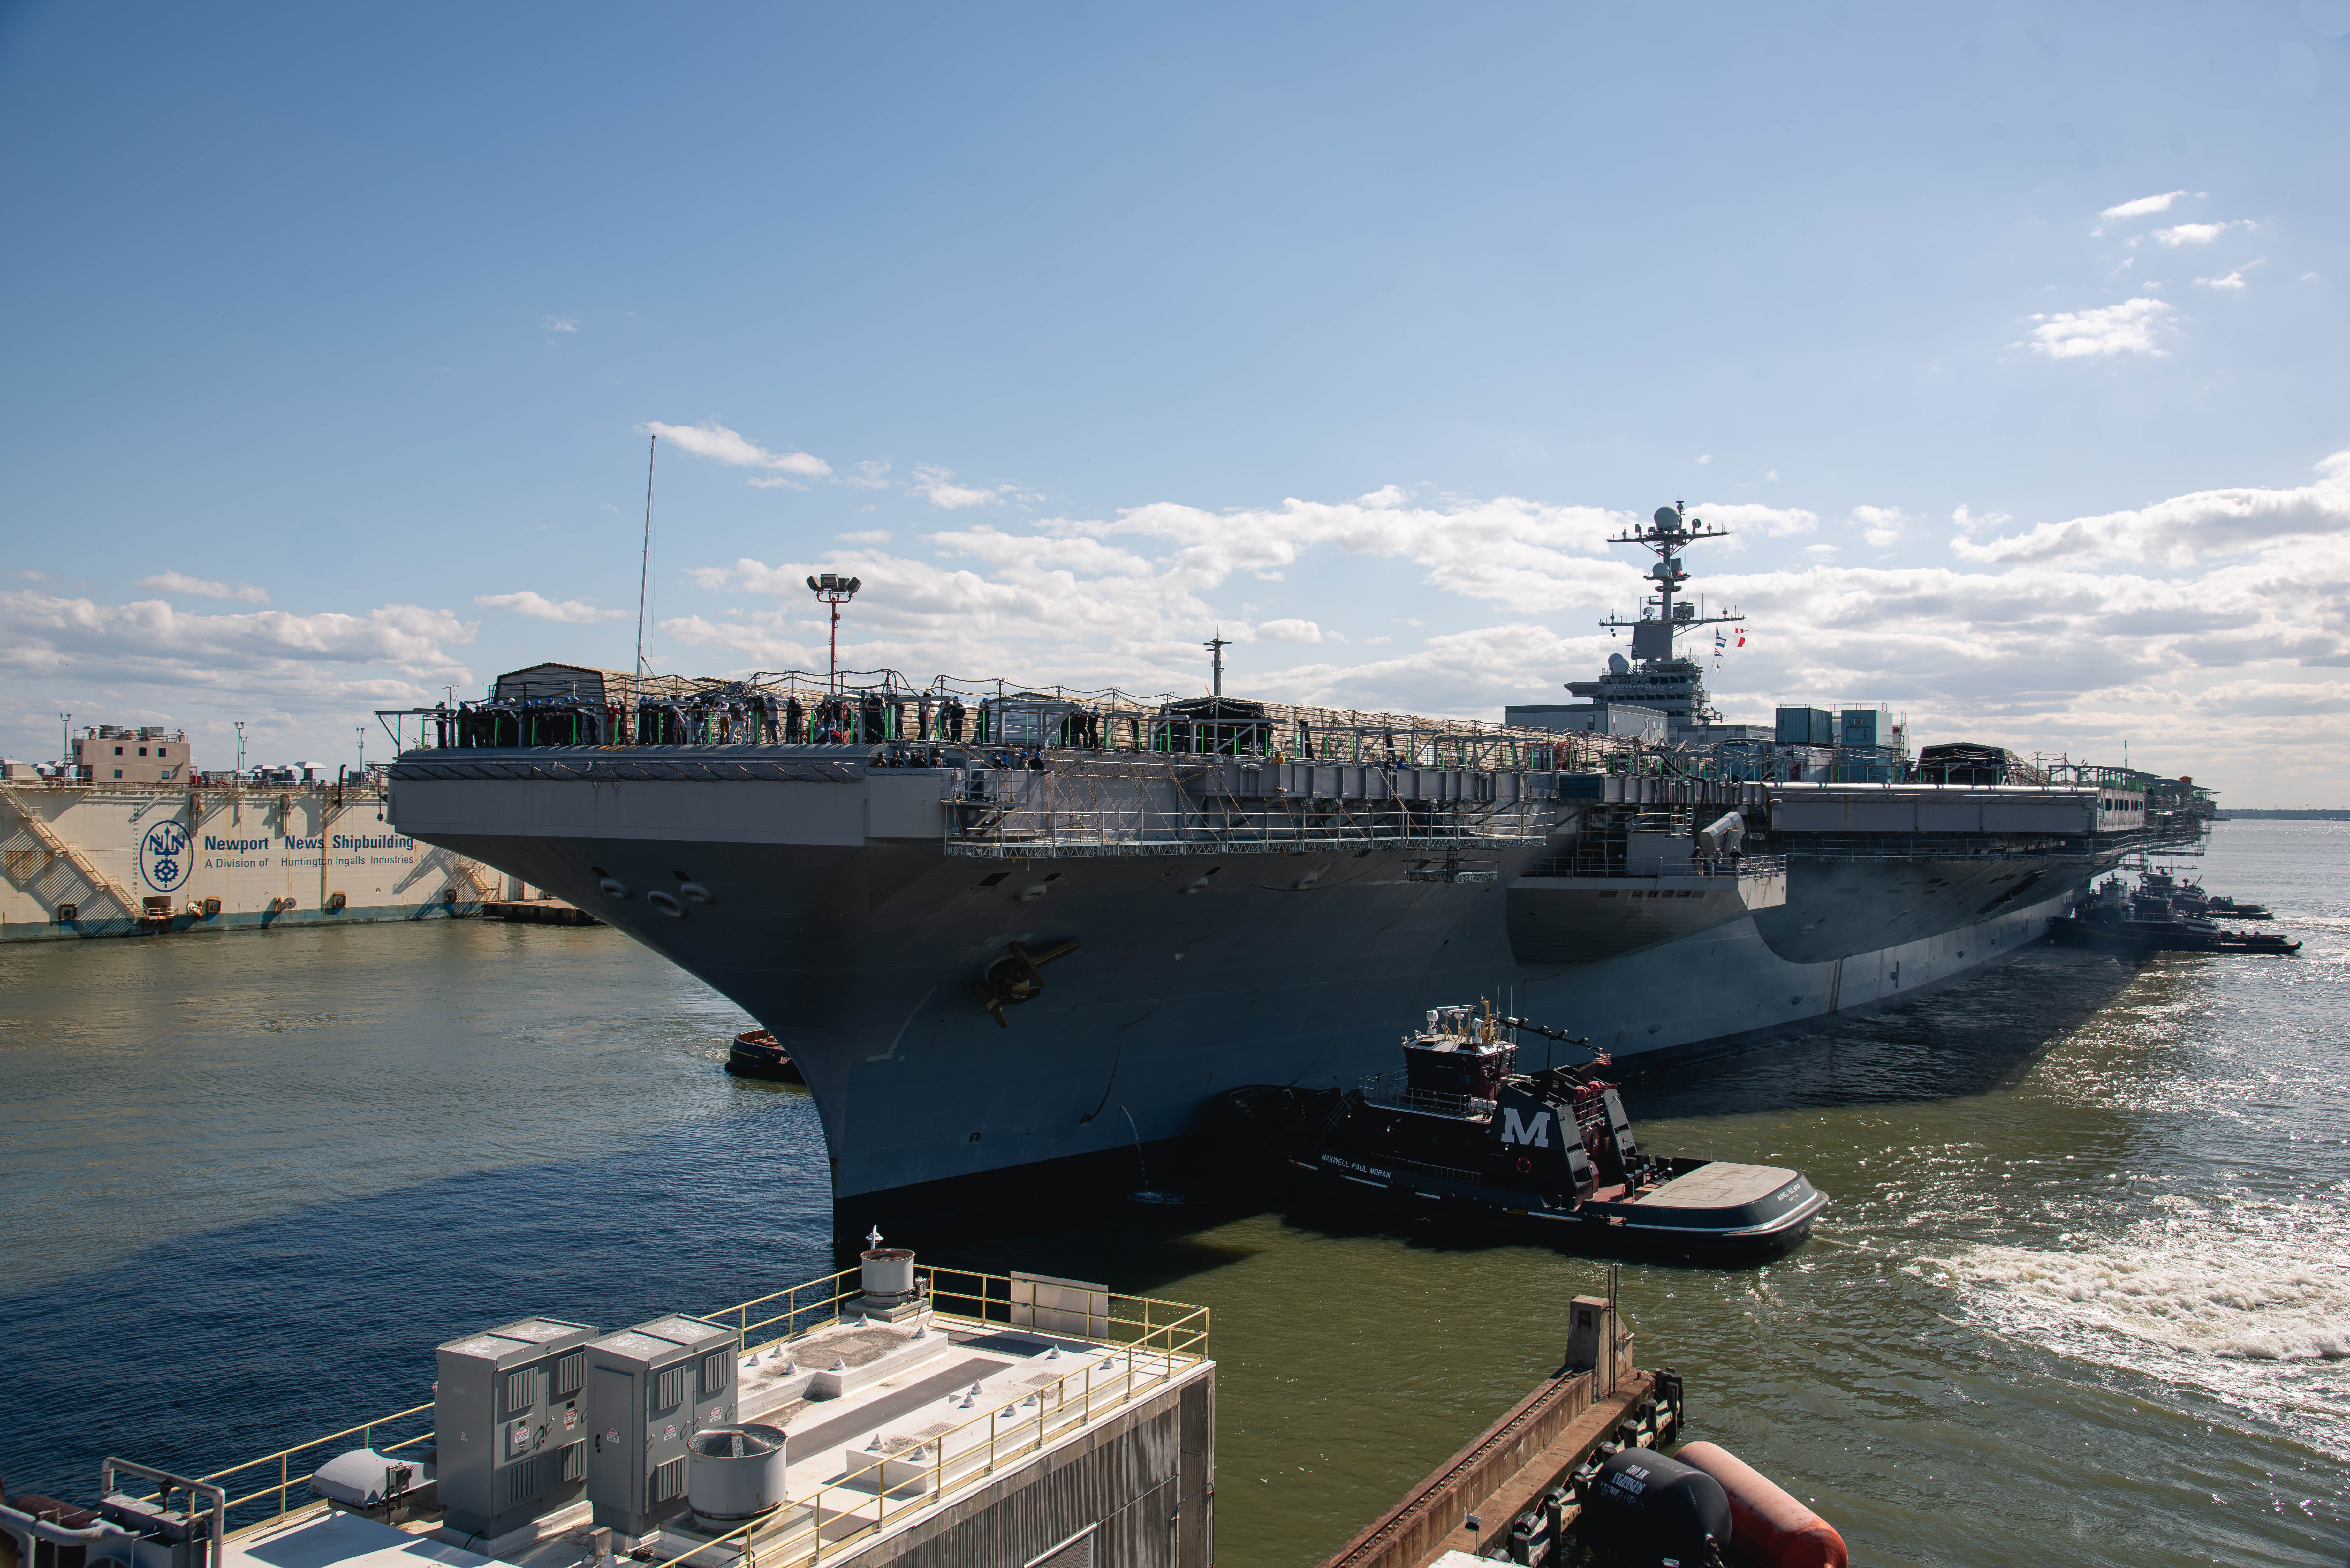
left=389, top=755, right=2090, bottom=1206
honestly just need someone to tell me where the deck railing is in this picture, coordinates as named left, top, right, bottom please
left=153, top=1266, right=1207, bottom=1558
left=1520, top=851, right=1787, bottom=880
left=375, top=667, right=1640, bottom=776
left=939, top=756, right=1554, bottom=858
left=1358, top=1078, right=1497, bottom=1120
left=187, top=1401, right=436, bottom=1533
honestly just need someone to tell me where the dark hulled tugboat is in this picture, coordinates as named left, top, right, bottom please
left=1211, top=1003, right=1828, bottom=1261
left=2052, top=873, right=2301, bottom=955
left=2196, top=887, right=2273, bottom=920
left=725, top=1029, right=805, bottom=1082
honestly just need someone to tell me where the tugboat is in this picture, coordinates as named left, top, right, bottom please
left=724, top=1029, right=805, bottom=1082
left=2142, top=868, right=2273, bottom=921
left=1211, top=1003, right=1828, bottom=1261
left=2054, top=876, right=2301, bottom=955
left=2199, top=891, right=2273, bottom=920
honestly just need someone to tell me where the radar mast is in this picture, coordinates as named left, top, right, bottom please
left=1566, top=501, right=1745, bottom=730
left=1599, top=502, right=1740, bottom=661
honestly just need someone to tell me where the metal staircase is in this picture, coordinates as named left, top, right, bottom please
left=0, top=785, right=139, bottom=922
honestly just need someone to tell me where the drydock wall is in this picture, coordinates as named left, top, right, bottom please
left=0, top=783, right=487, bottom=940
left=847, top=1372, right=1212, bottom=1568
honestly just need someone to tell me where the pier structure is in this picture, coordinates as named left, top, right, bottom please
left=0, top=770, right=489, bottom=941
left=12, top=1258, right=1212, bottom=1568
left=1320, top=1296, right=1677, bottom=1568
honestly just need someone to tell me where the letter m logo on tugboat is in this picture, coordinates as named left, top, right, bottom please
left=1501, top=1106, right=1552, bottom=1147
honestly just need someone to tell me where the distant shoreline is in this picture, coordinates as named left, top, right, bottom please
left=2218, top=809, right=2350, bottom=820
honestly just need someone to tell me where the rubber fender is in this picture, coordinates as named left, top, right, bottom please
left=1581, top=1448, right=1730, bottom=1568
left=1672, top=1441, right=1847, bottom=1568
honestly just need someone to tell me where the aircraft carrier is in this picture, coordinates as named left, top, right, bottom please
left=381, top=505, right=2214, bottom=1223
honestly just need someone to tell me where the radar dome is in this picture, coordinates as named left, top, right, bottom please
left=1653, top=505, right=1679, bottom=528
left=1608, top=653, right=1632, bottom=675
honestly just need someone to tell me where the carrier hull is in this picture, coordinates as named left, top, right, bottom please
left=388, top=752, right=2101, bottom=1212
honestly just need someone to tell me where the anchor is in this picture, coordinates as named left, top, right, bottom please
left=968, top=939, right=1081, bottom=1027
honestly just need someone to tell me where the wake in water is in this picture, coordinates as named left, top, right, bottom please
left=1918, top=1190, right=2350, bottom=1459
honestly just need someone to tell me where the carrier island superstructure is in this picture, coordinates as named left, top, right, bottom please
left=382, top=504, right=2215, bottom=1219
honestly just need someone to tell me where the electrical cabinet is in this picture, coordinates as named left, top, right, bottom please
left=435, top=1317, right=599, bottom=1541
left=584, top=1315, right=738, bottom=1539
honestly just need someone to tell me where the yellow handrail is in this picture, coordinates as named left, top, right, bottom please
left=653, top=1332, right=1208, bottom=1568
left=195, top=1400, right=434, bottom=1522
left=191, top=1267, right=1206, bottom=1545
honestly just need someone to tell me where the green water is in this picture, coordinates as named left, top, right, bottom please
left=2, top=823, right=2343, bottom=1566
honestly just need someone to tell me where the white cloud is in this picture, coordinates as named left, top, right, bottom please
left=746, top=476, right=806, bottom=490
left=0, top=592, right=474, bottom=685
left=138, top=571, right=270, bottom=604
left=1694, top=502, right=1817, bottom=539
left=2151, top=220, right=2254, bottom=247
left=2094, top=190, right=2187, bottom=232
left=625, top=455, right=2350, bottom=801
left=1950, top=450, right=2350, bottom=566
left=843, top=460, right=893, bottom=491
left=911, top=465, right=1008, bottom=509
left=540, top=314, right=579, bottom=334
left=474, top=591, right=628, bottom=623
left=663, top=490, right=1642, bottom=700
left=20, top=461, right=2350, bottom=801
left=2021, top=297, right=2176, bottom=359
left=837, top=530, right=892, bottom=545
left=2195, top=261, right=2261, bottom=292
left=641, top=421, right=831, bottom=478
left=0, top=593, right=480, bottom=769
left=1696, top=454, right=1713, bottom=465
left=1356, top=484, right=1408, bottom=507
left=1851, top=505, right=1907, bottom=548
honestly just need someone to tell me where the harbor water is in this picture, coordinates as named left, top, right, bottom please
left=0, top=822, right=2342, bottom=1566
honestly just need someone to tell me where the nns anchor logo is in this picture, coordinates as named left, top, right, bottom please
left=140, top=821, right=191, bottom=892
left=1500, top=1106, right=1552, bottom=1147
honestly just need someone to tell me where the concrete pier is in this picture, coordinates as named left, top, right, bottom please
left=1319, top=1299, right=1680, bottom=1568
left=30, top=1261, right=1211, bottom=1568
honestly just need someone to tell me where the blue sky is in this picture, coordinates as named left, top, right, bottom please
left=3, top=2, right=2346, bottom=801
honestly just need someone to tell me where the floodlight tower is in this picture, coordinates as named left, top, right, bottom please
left=806, top=572, right=863, bottom=693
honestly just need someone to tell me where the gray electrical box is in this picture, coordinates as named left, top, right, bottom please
left=585, top=1315, right=738, bottom=1539
left=435, top=1316, right=599, bottom=1541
